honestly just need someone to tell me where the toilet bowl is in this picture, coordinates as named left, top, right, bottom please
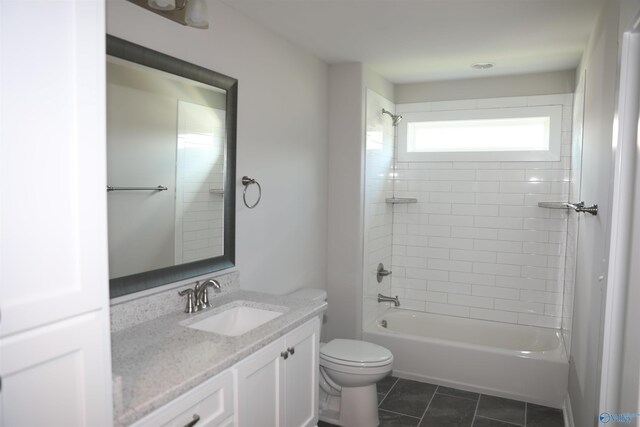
left=319, top=339, right=393, bottom=427
left=287, top=288, right=394, bottom=427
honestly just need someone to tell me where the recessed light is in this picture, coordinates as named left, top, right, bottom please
left=471, top=62, right=494, bottom=70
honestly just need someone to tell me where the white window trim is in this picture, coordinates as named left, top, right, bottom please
left=396, top=105, right=563, bottom=162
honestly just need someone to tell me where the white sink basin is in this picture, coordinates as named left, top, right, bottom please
left=186, top=304, right=283, bottom=336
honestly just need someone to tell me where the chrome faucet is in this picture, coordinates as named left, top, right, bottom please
left=179, top=279, right=221, bottom=313
left=378, top=293, right=400, bottom=307
left=196, top=279, right=221, bottom=309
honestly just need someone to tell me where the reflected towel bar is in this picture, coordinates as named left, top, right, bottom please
left=107, top=185, right=168, bottom=192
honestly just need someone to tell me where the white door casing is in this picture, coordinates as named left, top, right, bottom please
left=599, top=5, right=640, bottom=421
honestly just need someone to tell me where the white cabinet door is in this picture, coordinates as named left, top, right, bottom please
left=283, top=318, right=320, bottom=427
left=0, top=0, right=109, bottom=337
left=235, top=337, right=285, bottom=426
left=0, top=311, right=112, bottom=427
left=0, top=1, right=111, bottom=425
left=234, top=318, right=321, bottom=427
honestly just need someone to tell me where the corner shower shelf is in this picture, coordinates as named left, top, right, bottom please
left=385, top=197, right=418, bottom=204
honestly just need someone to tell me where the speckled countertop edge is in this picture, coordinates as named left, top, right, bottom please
left=111, top=290, right=326, bottom=427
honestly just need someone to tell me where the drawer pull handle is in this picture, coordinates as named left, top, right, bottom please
left=184, top=414, right=200, bottom=427
left=281, top=351, right=289, bottom=360
left=288, top=347, right=295, bottom=356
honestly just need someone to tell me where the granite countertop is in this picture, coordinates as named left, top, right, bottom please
left=111, top=289, right=327, bottom=427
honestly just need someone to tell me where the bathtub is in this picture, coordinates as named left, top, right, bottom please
left=362, top=308, right=568, bottom=408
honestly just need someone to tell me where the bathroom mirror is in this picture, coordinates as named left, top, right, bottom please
left=106, top=35, right=237, bottom=298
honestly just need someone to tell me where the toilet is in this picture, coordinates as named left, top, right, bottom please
left=288, top=288, right=394, bottom=427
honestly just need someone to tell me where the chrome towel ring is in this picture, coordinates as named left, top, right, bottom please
left=242, top=176, right=262, bottom=209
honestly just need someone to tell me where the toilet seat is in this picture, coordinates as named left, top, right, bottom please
left=320, top=339, right=393, bottom=368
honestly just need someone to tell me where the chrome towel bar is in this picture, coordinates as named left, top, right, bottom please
left=106, top=185, right=168, bottom=192
left=538, top=201, right=598, bottom=216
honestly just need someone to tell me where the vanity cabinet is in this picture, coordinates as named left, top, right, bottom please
left=126, top=316, right=320, bottom=427
left=236, top=317, right=320, bottom=427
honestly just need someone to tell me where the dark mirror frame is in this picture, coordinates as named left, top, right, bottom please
left=107, top=35, right=237, bottom=298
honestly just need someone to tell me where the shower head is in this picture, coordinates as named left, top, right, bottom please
left=382, top=108, right=403, bottom=126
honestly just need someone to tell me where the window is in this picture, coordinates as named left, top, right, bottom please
left=397, top=105, right=562, bottom=162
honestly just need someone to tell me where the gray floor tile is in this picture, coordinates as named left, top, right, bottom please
left=378, top=392, right=388, bottom=403
left=476, top=395, right=525, bottom=425
left=526, top=403, right=565, bottom=427
left=436, top=386, right=480, bottom=401
left=473, top=416, right=521, bottom=427
left=379, top=378, right=438, bottom=418
left=419, top=393, right=476, bottom=427
left=378, top=375, right=399, bottom=395
left=379, top=409, right=421, bottom=427
left=317, top=421, right=339, bottom=427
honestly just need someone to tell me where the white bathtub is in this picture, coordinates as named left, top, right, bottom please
left=362, top=308, right=568, bottom=408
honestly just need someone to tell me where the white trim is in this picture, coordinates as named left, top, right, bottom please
left=599, top=7, right=640, bottom=417
left=396, top=105, right=562, bottom=162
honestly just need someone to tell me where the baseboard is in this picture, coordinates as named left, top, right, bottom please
left=564, top=392, right=575, bottom=427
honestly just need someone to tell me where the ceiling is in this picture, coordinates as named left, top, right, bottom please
left=221, top=0, right=604, bottom=84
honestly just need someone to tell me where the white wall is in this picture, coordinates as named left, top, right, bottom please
left=327, top=63, right=365, bottom=340
left=107, top=0, right=329, bottom=295
left=395, top=70, right=576, bottom=104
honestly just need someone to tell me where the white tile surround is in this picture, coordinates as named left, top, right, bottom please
left=388, top=94, right=574, bottom=328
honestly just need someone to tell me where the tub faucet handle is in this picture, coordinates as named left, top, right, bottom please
left=377, top=263, right=392, bottom=283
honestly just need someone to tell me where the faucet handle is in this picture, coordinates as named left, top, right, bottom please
left=178, top=288, right=196, bottom=313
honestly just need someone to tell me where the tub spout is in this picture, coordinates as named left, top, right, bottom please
left=378, top=293, right=400, bottom=307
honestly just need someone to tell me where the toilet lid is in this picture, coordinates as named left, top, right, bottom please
left=320, top=339, right=393, bottom=367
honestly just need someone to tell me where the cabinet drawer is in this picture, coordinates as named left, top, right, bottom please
left=131, top=371, right=234, bottom=427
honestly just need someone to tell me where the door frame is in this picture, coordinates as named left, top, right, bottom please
left=599, top=7, right=640, bottom=417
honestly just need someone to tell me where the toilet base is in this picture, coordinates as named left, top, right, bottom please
left=318, top=384, right=379, bottom=427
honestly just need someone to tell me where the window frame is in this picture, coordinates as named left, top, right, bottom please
left=396, top=105, right=563, bottom=162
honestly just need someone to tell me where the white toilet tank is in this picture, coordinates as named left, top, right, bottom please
left=287, top=288, right=327, bottom=340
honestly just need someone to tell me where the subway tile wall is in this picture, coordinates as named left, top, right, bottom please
left=390, top=94, right=574, bottom=328
left=363, top=89, right=395, bottom=327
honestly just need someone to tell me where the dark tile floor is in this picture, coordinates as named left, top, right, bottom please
left=318, top=376, right=565, bottom=427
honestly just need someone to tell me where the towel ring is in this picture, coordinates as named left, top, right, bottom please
left=242, top=176, right=262, bottom=209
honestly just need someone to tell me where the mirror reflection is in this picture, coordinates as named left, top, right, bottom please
left=105, top=36, right=236, bottom=296
left=107, top=57, right=227, bottom=279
